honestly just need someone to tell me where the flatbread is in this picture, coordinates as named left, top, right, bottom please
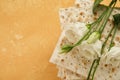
left=58, top=0, right=94, bottom=79
left=59, top=0, right=120, bottom=29
left=57, top=66, right=86, bottom=80
left=52, top=23, right=120, bottom=80
left=50, top=0, right=120, bottom=80
left=59, top=0, right=94, bottom=29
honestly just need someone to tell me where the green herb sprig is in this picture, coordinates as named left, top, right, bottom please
left=60, top=0, right=117, bottom=54
left=60, top=0, right=119, bottom=80
left=108, top=14, right=120, bottom=50
left=87, top=13, right=120, bottom=80
left=86, top=0, right=118, bottom=80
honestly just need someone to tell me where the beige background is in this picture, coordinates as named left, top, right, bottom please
left=0, top=0, right=119, bottom=80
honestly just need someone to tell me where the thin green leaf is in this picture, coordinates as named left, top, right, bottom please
left=109, top=0, right=117, bottom=6
left=60, top=45, right=74, bottom=53
left=113, top=14, right=120, bottom=27
left=93, top=0, right=103, bottom=13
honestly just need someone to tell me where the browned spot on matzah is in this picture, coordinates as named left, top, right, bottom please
left=101, top=34, right=105, bottom=38
left=60, top=37, right=68, bottom=47
left=109, top=33, right=112, bottom=37
left=94, top=12, right=98, bottom=16
left=76, top=4, right=80, bottom=8
left=61, top=15, right=64, bottom=19
left=117, top=66, right=120, bottom=68
left=112, top=68, right=115, bottom=73
left=77, top=17, right=82, bottom=22
left=63, top=76, right=66, bottom=79
left=80, top=12, right=84, bottom=15
left=115, top=36, right=120, bottom=41
left=83, top=3, right=87, bottom=6
left=71, top=72, right=73, bottom=74
left=65, top=8, right=68, bottom=11
left=111, top=20, right=114, bottom=25
left=76, top=73, right=80, bottom=76
left=61, top=59, right=64, bottom=62
left=94, top=16, right=98, bottom=20
left=70, top=63, right=73, bottom=65
left=109, top=75, right=112, bottom=78
left=104, top=64, right=108, bottom=67
left=68, top=13, right=72, bottom=17
left=108, top=18, right=111, bottom=22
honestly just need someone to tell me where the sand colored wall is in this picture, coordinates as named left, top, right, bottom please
left=0, top=0, right=119, bottom=80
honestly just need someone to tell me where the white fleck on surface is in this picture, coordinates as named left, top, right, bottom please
left=14, top=34, right=23, bottom=40
left=10, top=40, right=16, bottom=47
left=1, top=47, right=7, bottom=52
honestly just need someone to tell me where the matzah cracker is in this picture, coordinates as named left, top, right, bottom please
left=50, top=0, right=120, bottom=80
left=57, top=66, right=86, bottom=80
left=51, top=12, right=120, bottom=80
left=59, top=1, right=93, bottom=29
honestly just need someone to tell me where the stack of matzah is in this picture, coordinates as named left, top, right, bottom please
left=50, top=0, right=120, bottom=80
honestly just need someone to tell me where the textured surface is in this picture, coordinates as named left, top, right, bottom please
left=0, top=0, right=74, bottom=80
left=50, top=0, right=120, bottom=80
left=0, top=0, right=119, bottom=80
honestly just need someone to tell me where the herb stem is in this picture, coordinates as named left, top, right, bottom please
left=91, top=7, right=110, bottom=32
left=99, top=3, right=116, bottom=38
left=108, top=24, right=117, bottom=51
left=61, top=1, right=116, bottom=53
left=74, top=29, right=91, bottom=46
left=101, top=26, right=115, bottom=54
left=87, top=59, right=97, bottom=80
left=87, top=25, right=114, bottom=80
left=86, top=1, right=117, bottom=79
left=74, top=8, right=111, bottom=47
left=91, top=57, right=100, bottom=80
left=92, top=10, right=106, bottom=26
left=88, top=13, right=120, bottom=80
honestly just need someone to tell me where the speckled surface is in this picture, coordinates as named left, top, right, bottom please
left=0, top=0, right=119, bottom=80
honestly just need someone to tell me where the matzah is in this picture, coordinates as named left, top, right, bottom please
left=50, top=0, right=120, bottom=80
